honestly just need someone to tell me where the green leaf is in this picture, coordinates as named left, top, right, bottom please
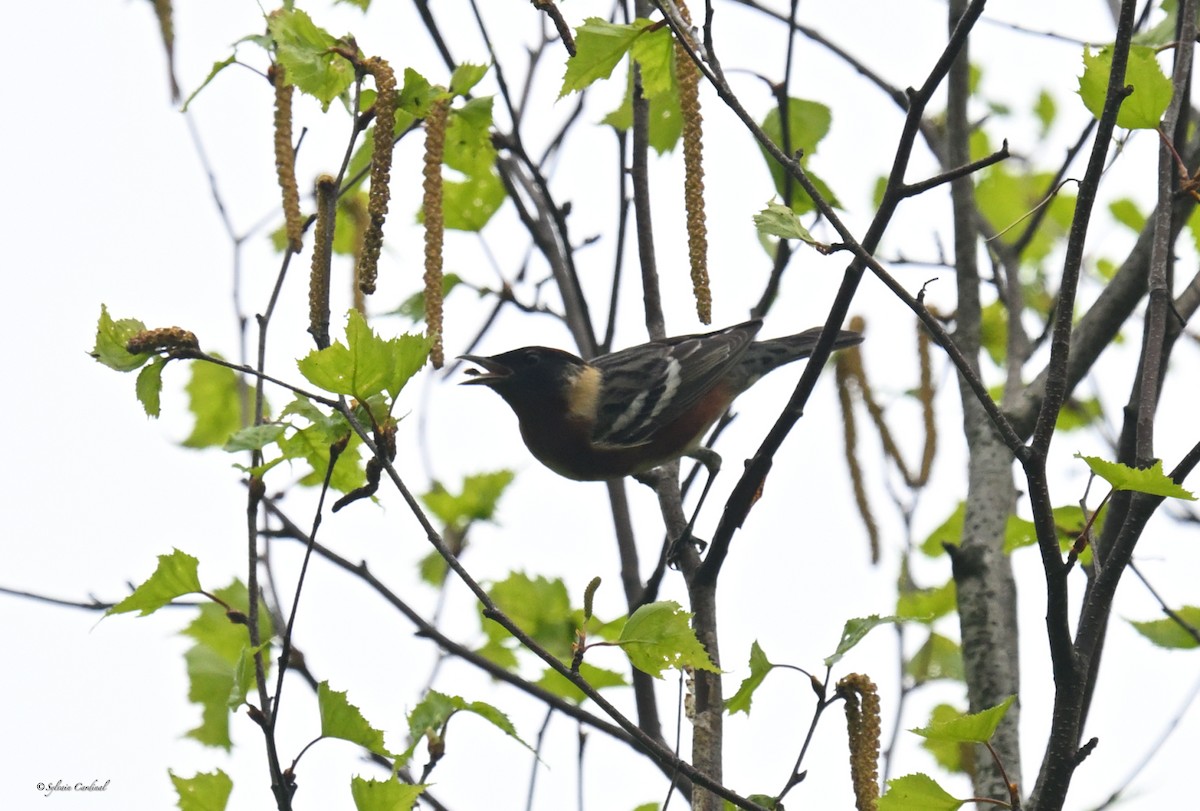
left=1129, top=607, right=1200, bottom=649
left=319, top=682, right=393, bottom=758
left=752, top=200, right=822, bottom=247
left=618, top=601, right=719, bottom=678
left=1188, top=201, right=1200, bottom=256
left=921, top=502, right=965, bottom=556
left=912, top=694, right=1015, bottom=744
left=422, top=471, right=515, bottom=530
left=602, top=68, right=682, bottom=153
left=91, top=304, right=150, bottom=372
left=825, top=615, right=903, bottom=667
left=183, top=358, right=251, bottom=449
left=136, top=357, right=167, bottom=418
left=337, top=0, right=371, bottom=11
left=879, top=773, right=964, bottom=811
left=450, top=63, right=489, bottom=96
left=725, top=640, right=775, bottom=715
left=1055, top=396, right=1103, bottom=432
left=179, top=581, right=271, bottom=749
left=486, top=573, right=575, bottom=659
left=560, top=19, right=644, bottom=97
left=181, top=54, right=238, bottom=112
left=442, top=170, right=506, bottom=231
left=896, top=580, right=956, bottom=623
left=223, top=423, right=287, bottom=453
left=919, top=704, right=971, bottom=772
left=534, top=662, right=627, bottom=704
left=1109, top=197, right=1146, bottom=232
left=267, top=8, right=356, bottom=109
left=1034, top=89, right=1057, bottom=136
left=975, top=166, right=1076, bottom=265
left=106, top=549, right=203, bottom=617
left=906, top=633, right=964, bottom=684
left=402, top=690, right=530, bottom=764
left=628, top=24, right=675, bottom=98
left=297, top=310, right=431, bottom=401
left=1078, top=44, right=1172, bottom=130
left=350, top=777, right=425, bottom=811
left=978, top=299, right=1007, bottom=366
left=170, top=769, right=233, bottom=811
left=1076, top=454, right=1196, bottom=500
left=444, top=97, right=497, bottom=176
left=398, top=67, right=443, bottom=119
left=394, top=273, right=463, bottom=322
left=759, top=98, right=837, bottom=214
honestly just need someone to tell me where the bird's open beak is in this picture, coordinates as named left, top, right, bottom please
left=458, top=354, right=511, bottom=385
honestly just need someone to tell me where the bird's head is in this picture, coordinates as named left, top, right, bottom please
left=459, top=346, right=590, bottom=413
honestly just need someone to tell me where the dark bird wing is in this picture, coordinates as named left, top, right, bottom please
left=589, top=320, right=763, bottom=447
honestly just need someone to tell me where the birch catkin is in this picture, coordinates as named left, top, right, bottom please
left=356, top=56, right=397, bottom=296
left=422, top=97, right=450, bottom=369
left=270, top=63, right=303, bottom=254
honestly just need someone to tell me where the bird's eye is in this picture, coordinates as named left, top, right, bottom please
left=522, top=353, right=541, bottom=366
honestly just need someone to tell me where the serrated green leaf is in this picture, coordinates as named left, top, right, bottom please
left=560, top=18, right=644, bottom=97
left=879, top=773, right=964, bottom=811
left=422, top=471, right=515, bottom=530
left=136, top=357, right=166, bottom=418
left=486, top=573, right=575, bottom=659
left=319, top=682, right=393, bottom=758
left=267, top=8, right=356, bottom=109
left=444, top=97, right=497, bottom=176
left=825, top=615, right=903, bottom=667
left=178, top=582, right=270, bottom=749
left=450, top=63, right=489, bottom=96
left=629, top=24, right=675, bottom=98
left=1078, top=44, right=1172, bottom=130
left=298, top=310, right=431, bottom=401
left=618, top=601, right=719, bottom=678
left=170, top=769, right=233, bottom=811
left=725, top=640, right=775, bottom=715
left=107, top=549, right=203, bottom=617
left=181, top=54, right=237, bottom=113
left=906, top=633, right=964, bottom=684
left=223, top=423, right=287, bottom=453
left=398, top=67, right=442, bottom=119
left=759, top=98, right=838, bottom=214
left=1076, top=454, right=1196, bottom=500
left=403, top=689, right=530, bottom=764
left=912, top=695, right=1015, bottom=743
left=752, top=200, right=821, bottom=246
left=350, top=777, right=426, bottom=811
left=184, top=645, right=236, bottom=749
left=91, top=304, right=150, bottom=372
left=919, top=704, right=971, bottom=772
left=183, top=358, right=252, bottom=449
left=1129, top=607, right=1200, bottom=649
left=896, top=580, right=956, bottom=622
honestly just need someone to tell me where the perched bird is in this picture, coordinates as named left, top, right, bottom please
left=459, top=319, right=862, bottom=482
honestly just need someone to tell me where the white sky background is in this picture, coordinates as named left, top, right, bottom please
left=2, top=1, right=1199, bottom=809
